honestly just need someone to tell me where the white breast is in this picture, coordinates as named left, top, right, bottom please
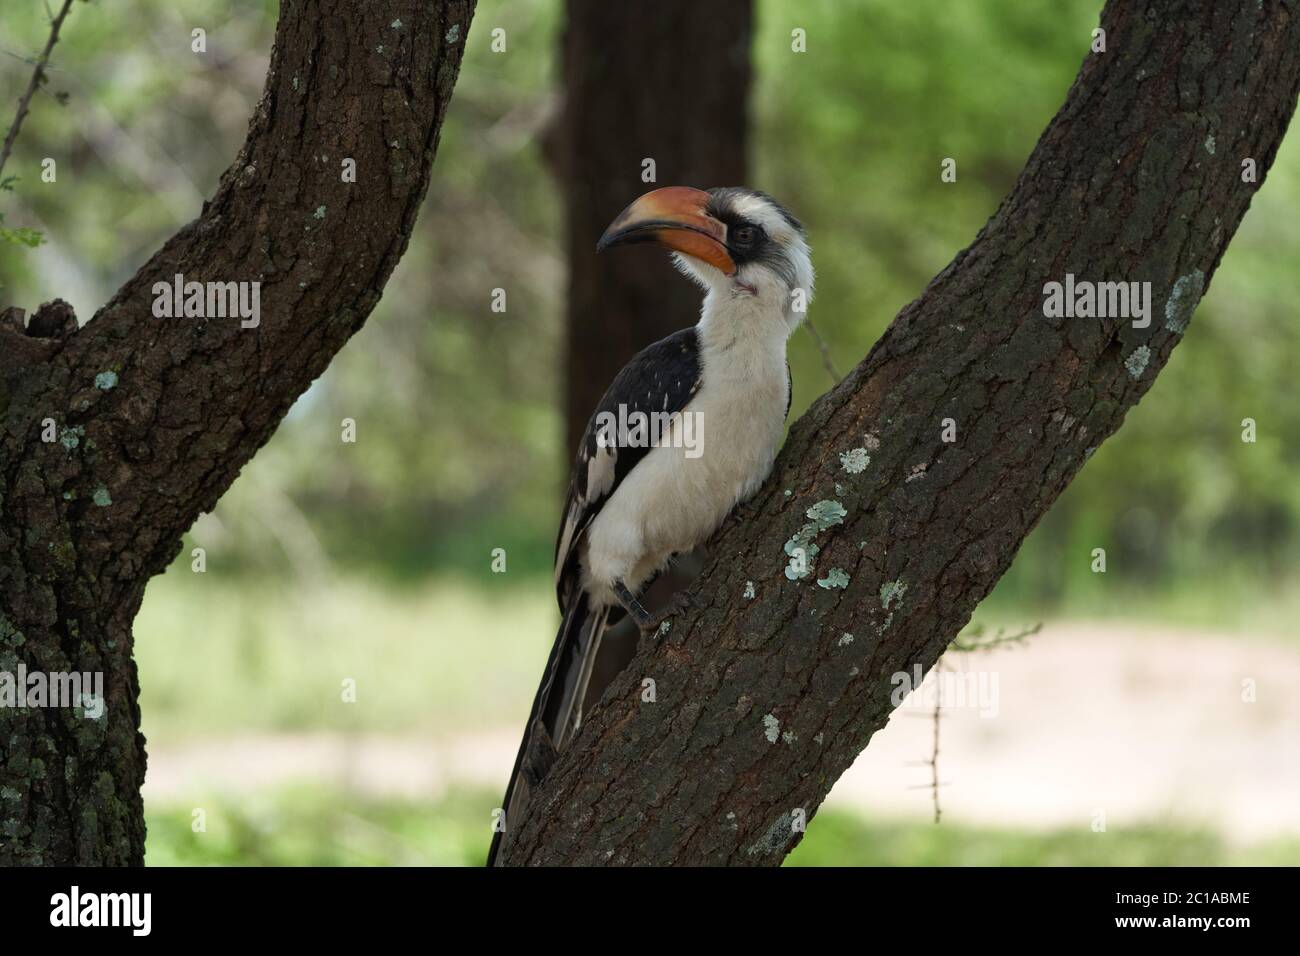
left=581, top=295, right=791, bottom=606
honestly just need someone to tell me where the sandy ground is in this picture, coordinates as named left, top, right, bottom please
left=144, top=621, right=1300, bottom=843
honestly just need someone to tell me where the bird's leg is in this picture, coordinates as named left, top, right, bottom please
left=638, top=590, right=695, bottom=638
left=612, top=579, right=651, bottom=627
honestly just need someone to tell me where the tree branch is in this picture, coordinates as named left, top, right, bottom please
left=0, top=0, right=75, bottom=182
left=0, top=0, right=475, bottom=865
left=9, top=0, right=475, bottom=596
left=501, top=0, right=1300, bottom=865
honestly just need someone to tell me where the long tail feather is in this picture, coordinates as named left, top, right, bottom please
left=487, top=593, right=608, bottom=866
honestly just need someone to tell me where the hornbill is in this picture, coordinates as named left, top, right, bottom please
left=488, top=186, right=813, bottom=865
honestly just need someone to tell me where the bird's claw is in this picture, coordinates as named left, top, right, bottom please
left=639, top=591, right=695, bottom=638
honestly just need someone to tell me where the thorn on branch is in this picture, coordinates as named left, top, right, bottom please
left=915, top=622, right=1044, bottom=824
left=949, top=621, right=1043, bottom=653
left=928, top=660, right=943, bottom=824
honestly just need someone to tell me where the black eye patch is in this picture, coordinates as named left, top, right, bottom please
left=704, top=188, right=804, bottom=287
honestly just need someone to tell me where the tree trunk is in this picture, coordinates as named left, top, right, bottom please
left=0, top=0, right=475, bottom=866
left=556, top=0, right=753, bottom=456
left=501, top=0, right=1300, bottom=865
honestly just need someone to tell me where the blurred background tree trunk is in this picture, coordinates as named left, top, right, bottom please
left=552, top=0, right=753, bottom=458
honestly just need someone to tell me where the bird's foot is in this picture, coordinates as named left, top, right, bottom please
left=639, top=591, right=695, bottom=639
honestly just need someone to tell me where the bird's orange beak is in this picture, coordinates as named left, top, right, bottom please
left=596, top=186, right=736, bottom=276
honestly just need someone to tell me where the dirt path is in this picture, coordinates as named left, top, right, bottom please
left=144, top=621, right=1300, bottom=843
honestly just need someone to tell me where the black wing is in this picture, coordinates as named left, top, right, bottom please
left=552, top=326, right=703, bottom=606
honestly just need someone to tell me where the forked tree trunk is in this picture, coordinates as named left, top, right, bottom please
left=500, top=0, right=1300, bottom=865
left=0, top=0, right=475, bottom=866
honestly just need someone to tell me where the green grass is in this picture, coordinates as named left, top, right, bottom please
left=145, top=787, right=1300, bottom=866
left=146, top=787, right=488, bottom=867
left=787, top=812, right=1300, bottom=867
left=135, top=571, right=556, bottom=742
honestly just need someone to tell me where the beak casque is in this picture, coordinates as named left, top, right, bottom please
left=596, top=186, right=736, bottom=275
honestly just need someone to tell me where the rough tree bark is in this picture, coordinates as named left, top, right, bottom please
left=555, top=0, right=752, bottom=456
left=502, top=0, right=1300, bottom=865
left=0, top=0, right=475, bottom=865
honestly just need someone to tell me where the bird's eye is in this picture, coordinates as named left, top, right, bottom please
left=731, top=225, right=757, bottom=247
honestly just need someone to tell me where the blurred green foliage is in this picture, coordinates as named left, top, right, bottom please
left=0, top=176, right=45, bottom=269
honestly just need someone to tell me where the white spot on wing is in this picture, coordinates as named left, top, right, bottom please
left=586, top=444, right=617, bottom=500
